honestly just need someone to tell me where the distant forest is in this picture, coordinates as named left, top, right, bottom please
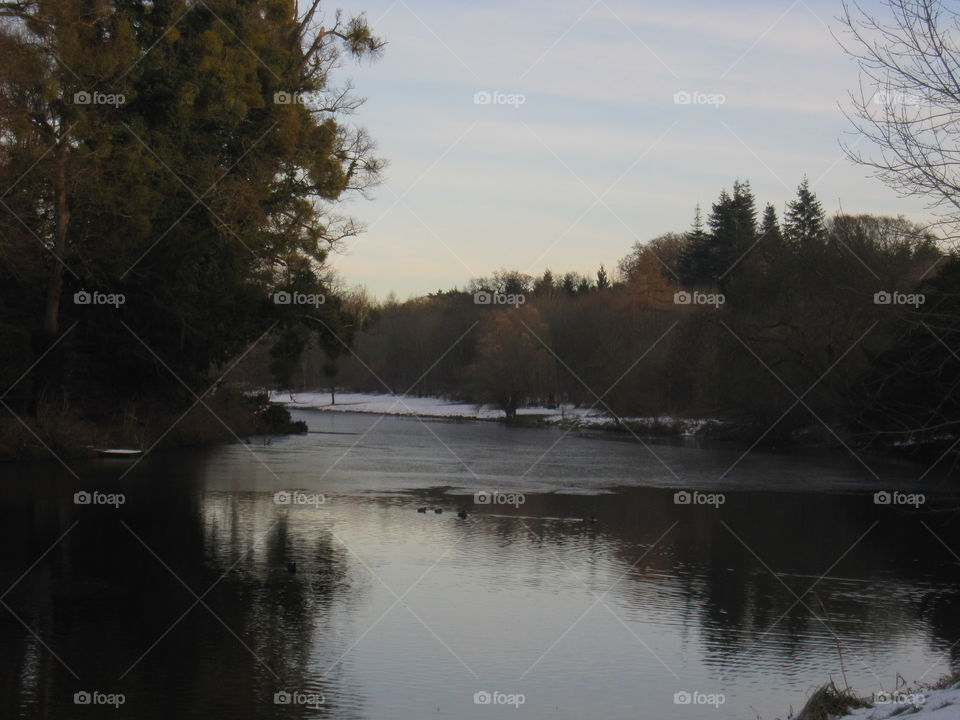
left=239, top=178, right=959, bottom=457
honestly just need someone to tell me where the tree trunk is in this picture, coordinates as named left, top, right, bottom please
left=43, top=139, right=70, bottom=339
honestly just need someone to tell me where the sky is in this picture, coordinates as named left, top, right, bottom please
left=320, top=0, right=931, bottom=299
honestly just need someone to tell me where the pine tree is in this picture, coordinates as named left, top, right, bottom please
left=760, top=203, right=784, bottom=244
left=596, top=265, right=610, bottom=290
left=679, top=203, right=711, bottom=285
left=785, top=177, right=827, bottom=247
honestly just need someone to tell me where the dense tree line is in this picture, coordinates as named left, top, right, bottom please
left=0, top=1, right=382, bottom=456
left=263, top=178, right=954, bottom=457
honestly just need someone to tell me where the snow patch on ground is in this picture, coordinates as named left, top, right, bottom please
left=839, top=687, right=960, bottom=719
left=270, top=391, right=715, bottom=436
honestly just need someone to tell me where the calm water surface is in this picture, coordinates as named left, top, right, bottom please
left=1, top=410, right=958, bottom=719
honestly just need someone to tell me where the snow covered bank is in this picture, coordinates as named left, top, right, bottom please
left=269, top=391, right=716, bottom=436
left=838, top=686, right=960, bottom=719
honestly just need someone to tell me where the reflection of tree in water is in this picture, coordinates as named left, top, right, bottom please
left=0, top=459, right=359, bottom=719
left=634, top=490, right=960, bottom=680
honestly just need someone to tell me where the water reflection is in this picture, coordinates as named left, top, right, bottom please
left=0, top=415, right=958, bottom=719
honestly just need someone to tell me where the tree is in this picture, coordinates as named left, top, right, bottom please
left=784, top=177, right=826, bottom=248
left=596, top=265, right=610, bottom=290
left=0, top=1, right=385, bottom=414
left=839, top=0, right=960, bottom=237
left=467, top=306, right=551, bottom=420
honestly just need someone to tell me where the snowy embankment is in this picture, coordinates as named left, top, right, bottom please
left=836, top=686, right=960, bottom=719
left=269, top=391, right=715, bottom=436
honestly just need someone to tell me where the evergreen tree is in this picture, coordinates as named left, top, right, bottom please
left=785, top=176, right=827, bottom=247
left=679, top=203, right=711, bottom=285
left=596, top=265, right=610, bottom=290
left=760, top=203, right=784, bottom=244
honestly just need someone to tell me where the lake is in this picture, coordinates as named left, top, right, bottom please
left=1, top=409, right=958, bottom=719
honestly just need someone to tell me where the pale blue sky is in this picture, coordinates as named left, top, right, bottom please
left=325, top=0, right=929, bottom=298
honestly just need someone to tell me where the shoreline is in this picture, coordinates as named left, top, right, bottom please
left=272, top=390, right=720, bottom=438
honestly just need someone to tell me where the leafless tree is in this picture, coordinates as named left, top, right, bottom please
left=838, top=0, right=960, bottom=240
